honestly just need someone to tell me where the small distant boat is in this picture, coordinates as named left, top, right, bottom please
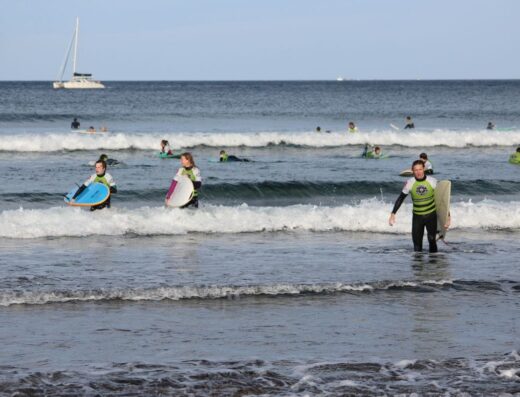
left=53, top=17, right=104, bottom=89
left=336, top=76, right=344, bottom=81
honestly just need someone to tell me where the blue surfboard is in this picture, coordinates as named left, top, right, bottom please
left=64, top=183, right=110, bottom=207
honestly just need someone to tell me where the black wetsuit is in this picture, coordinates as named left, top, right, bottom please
left=71, top=120, right=80, bottom=129
left=392, top=176, right=438, bottom=253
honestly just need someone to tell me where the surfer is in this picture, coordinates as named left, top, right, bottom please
left=510, top=147, right=520, bottom=164
left=486, top=121, right=496, bottom=130
left=389, top=160, right=450, bottom=252
left=165, top=152, right=202, bottom=208
left=160, top=140, right=173, bottom=156
left=71, top=160, right=117, bottom=211
left=368, top=146, right=383, bottom=159
left=348, top=121, right=358, bottom=133
left=71, top=118, right=80, bottom=130
left=404, top=116, right=415, bottom=129
left=98, top=154, right=119, bottom=166
left=87, top=126, right=96, bottom=133
left=419, top=152, right=433, bottom=174
left=219, top=150, right=250, bottom=162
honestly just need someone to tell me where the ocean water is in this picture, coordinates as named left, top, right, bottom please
left=0, top=81, right=519, bottom=396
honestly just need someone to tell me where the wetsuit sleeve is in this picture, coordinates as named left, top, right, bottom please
left=392, top=179, right=413, bottom=214
left=392, top=192, right=407, bottom=214
left=72, top=184, right=87, bottom=199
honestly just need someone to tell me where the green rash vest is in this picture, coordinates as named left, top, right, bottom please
left=220, top=153, right=229, bottom=162
left=402, top=176, right=438, bottom=215
left=175, top=166, right=202, bottom=197
left=84, top=173, right=116, bottom=189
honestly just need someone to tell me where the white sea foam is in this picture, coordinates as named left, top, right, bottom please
left=0, top=280, right=448, bottom=306
left=0, top=200, right=519, bottom=239
left=0, top=129, right=519, bottom=152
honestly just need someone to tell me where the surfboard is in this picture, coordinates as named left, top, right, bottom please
left=157, top=151, right=182, bottom=159
left=64, top=183, right=110, bottom=207
left=435, top=180, right=451, bottom=240
left=390, top=124, right=400, bottom=131
left=399, top=169, right=413, bottom=177
left=166, top=175, right=194, bottom=208
left=365, top=153, right=389, bottom=159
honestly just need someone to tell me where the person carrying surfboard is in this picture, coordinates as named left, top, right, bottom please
left=71, top=159, right=117, bottom=211
left=165, top=152, right=202, bottom=208
left=388, top=160, right=450, bottom=253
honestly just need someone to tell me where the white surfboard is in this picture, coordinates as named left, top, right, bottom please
left=435, top=180, right=451, bottom=240
left=399, top=169, right=413, bottom=177
left=166, top=175, right=194, bottom=208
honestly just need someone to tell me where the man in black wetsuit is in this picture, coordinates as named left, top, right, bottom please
left=71, top=118, right=80, bottom=129
left=389, top=160, right=450, bottom=252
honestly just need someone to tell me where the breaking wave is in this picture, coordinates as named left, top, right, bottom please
left=1, top=129, right=519, bottom=151
left=0, top=200, right=519, bottom=239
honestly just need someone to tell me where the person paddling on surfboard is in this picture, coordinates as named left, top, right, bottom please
left=509, top=146, right=520, bottom=164
left=71, top=159, right=117, bottom=211
left=219, top=150, right=250, bottom=162
left=160, top=140, right=173, bottom=156
left=165, top=152, right=202, bottom=208
left=388, top=160, right=450, bottom=253
left=98, top=154, right=119, bottom=166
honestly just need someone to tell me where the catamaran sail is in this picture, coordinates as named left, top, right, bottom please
left=53, top=17, right=104, bottom=89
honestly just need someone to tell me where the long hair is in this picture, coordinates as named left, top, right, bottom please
left=181, top=152, right=195, bottom=167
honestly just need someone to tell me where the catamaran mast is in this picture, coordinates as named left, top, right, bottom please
left=72, top=17, right=79, bottom=75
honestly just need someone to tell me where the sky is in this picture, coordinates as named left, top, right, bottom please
left=1, top=0, right=519, bottom=80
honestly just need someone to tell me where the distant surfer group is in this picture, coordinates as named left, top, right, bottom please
left=71, top=117, right=108, bottom=134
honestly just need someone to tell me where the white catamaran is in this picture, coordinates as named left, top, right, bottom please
left=53, top=17, right=104, bottom=89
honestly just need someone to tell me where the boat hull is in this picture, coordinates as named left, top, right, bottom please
left=53, top=79, right=105, bottom=89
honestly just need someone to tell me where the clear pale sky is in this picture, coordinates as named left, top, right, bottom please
left=1, top=0, right=518, bottom=80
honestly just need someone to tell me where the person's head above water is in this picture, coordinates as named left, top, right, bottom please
left=411, top=159, right=425, bottom=179
left=374, top=146, right=381, bottom=154
left=95, top=160, right=107, bottom=176
left=181, top=152, right=195, bottom=168
left=220, top=150, right=226, bottom=155
left=349, top=121, right=355, bottom=127
left=99, top=154, right=108, bottom=162
left=406, top=116, right=412, bottom=121
left=419, top=152, right=428, bottom=160
left=161, top=139, right=169, bottom=147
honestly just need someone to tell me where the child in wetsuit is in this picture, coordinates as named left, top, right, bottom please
left=71, top=160, right=117, bottom=211
left=161, top=140, right=173, bottom=156
left=165, top=152, right=202, bottom=208
left=219, top=150, right=250, bottom=162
